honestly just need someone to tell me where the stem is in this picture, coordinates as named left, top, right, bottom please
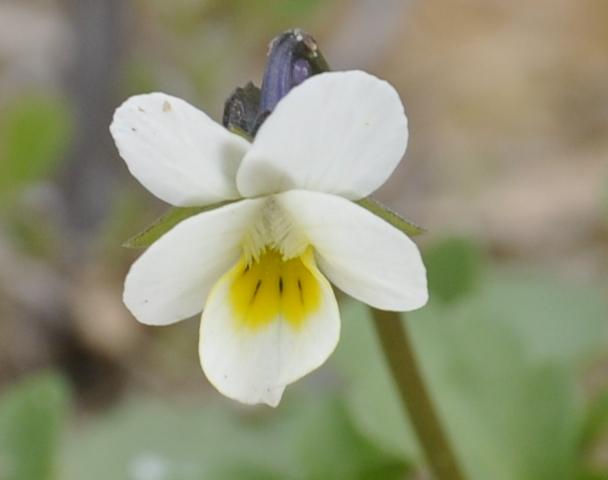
left=371, top=308, right=466, bottom=480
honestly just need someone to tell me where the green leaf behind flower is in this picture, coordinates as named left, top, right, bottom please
left=0, top=95, right=72, bottom=196
left=0, top=372, right=69, bottom=480
left=424, top=237, right=483, bottom=304
left=356, top=197, right=425, bottom=237
left=63, top=393, right=408, bottom=480
left=332, top=264, right=608, bottom=480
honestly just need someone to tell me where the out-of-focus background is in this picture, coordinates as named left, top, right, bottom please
left=0, top=1, right=607, bottom=479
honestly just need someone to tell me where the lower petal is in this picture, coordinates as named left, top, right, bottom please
left=199, top=248, right=340, bottom=406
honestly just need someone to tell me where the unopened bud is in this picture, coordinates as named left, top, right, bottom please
left=222, top=29, right=329, bottom=139
left=258, top=29, right=329, bottom=120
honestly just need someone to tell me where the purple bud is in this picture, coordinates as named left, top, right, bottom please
left=257, top=29, right=329, bottom=125
left=292, top=58, right=312, bottom=86
left=223, top=29, right=329, bottom=138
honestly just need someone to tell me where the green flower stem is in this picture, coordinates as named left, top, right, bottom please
left=371, top=308, right=466, bottom=480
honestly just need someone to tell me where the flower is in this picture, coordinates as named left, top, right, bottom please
left=110, top=70, right=428, bottom=406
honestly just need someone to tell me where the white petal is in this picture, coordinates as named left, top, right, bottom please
left=123, top=199, right=264, bottom=326
left=199, top=250, right=340, bottom=406
left=277, top=190, right=428, bottom=311
left=110, top=93, right=249, bottom=206
left=237, top=71, right=408, bottom=200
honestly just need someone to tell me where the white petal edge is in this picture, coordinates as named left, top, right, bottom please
left=199, top=252, right=340, bottom=407
left=123, top=199, right=264, bottom=326
left=277, top=190, right=428, bottom=311
left=111, top=92, right=250, bottom=206
left=236, top=71, right=408, bottom=200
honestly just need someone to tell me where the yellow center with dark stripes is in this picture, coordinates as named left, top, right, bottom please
left=229, top=247, right=321, bottom=329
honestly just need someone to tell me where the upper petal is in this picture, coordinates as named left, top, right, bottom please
left=277, top=190, right=428, bottom=311
left=123, top=198, right=264, bottom=326
left=110, top=93, right=250, bottom=206
left=236, top=71, right=408, bottom=200
left=199, top=249, right=340, bottom=406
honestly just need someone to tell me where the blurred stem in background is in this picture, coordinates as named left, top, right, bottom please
left=372, top=309, right=466, bottom=480
left=60, top=0, right=127, bottom=257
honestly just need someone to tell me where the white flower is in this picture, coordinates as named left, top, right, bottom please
left=110, top=70, right=428, bottom=406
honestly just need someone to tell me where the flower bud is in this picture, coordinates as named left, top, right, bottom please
left=259, top=29, right=329, bottom=119
left=222, top=82, right=261, bottom=139
left=222, top=29, right=329, bottom=139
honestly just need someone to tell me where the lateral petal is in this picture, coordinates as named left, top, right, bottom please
left=277, top=190, right=428, bottom=311
left=123, top=199, right=264, bottom=326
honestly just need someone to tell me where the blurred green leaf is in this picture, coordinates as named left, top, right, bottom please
left=577, top=472, right=608, bottom=480
left=356, top=197, right=425, bottom=237
left=424, top=237, right=483, bottom=304
left=6, top=205, right=59, bottom=259
left=122, top=61, right=161, bottom=97
left=332, top=265, right=608, bottom=480
left=583, top=391, right=608, bottom=444
left=123, top=200, right=235, bottom=248
left=473, top=268, right=608, bottom=366
left=580, top=390, right=608, bottom=467
left=148, top=0, right=324, bottom=37
left=0, top=95, right=71, bottom=194
left=63, top=394, right=407, bottom=480
left=332, top=302, right=420, bottom=464
left=0, top=372, right=69, bottom=480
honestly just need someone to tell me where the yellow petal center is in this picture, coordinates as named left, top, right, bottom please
left=229, top=247, right=321, bottom=330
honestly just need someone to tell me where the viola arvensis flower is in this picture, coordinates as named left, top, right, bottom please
left=110, top=32, right=427, bottom=407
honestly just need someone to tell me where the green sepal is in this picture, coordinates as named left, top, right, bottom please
left=356, top=197, right=425, bottom=237
left=123, top=200, right=237, bottom=249
left=124, top=196, right=423, bottom=249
